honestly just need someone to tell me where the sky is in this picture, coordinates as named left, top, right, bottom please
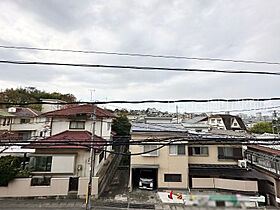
left=0, top=0, right=280, bottom=114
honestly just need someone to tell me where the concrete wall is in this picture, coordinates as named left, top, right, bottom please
left=192, top=178, right=258, bottom=192
left=78, top=177, right=99, bottom=196
left=130, top=134, right=189, bottom=189
left=0, top=177, right=99, bottom=198
left=0, top=178, right=69, bottom=197
left=188, top=145, right=239, bottom=165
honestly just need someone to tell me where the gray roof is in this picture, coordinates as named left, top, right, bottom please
left=0, top=109, right=16, bottom=117
left=4, top=107, right=41, bottom=118
left=182, top=116, right=207, bottom=124
left=131, top=123, right=187, bottom=133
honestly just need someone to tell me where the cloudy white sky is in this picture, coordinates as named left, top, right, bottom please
left=0, top=0, right=280, bottom=113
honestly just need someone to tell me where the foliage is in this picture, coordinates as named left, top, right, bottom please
left=0, top=87, right=76, bottom=111
left=250, top=122, right=273, bottom=134
left=112, top=115, right=131, bottom=136
left=16, top=168, right=33, bottom=178
left=0, top=156, right=21, bottom=186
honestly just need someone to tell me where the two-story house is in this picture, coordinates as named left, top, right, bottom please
left=130, top=123, right=260, bottom=196
left=0, top=107, right=51, bottom=140
left=25, top=104, right=115, bottom=194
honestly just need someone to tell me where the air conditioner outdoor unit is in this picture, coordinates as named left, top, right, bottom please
left=8, top=107, right=17, bottom=113
left=238, top=160, right=247, bottom=168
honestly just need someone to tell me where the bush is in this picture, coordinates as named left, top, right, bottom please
left=0, top=156, right=21, bottom=186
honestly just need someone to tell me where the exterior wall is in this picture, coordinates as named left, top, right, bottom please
left=0, top=117, right=50, bottom=137
left=208, top=117, right=226, bottom=130
left=78, top=177, right=99, bottom=196
left=0, top=178, right=69, bottom=197
left=0, top=177, right=99, bottom=198
left=188, top=145, right=239, bottom=165
left=130, top=134, right=188, bottom=190
left=33, top=149, right=102, bottom=177
left=192, top=178, right=258, bottom=192
left=51, top=117, right=112, bottom=140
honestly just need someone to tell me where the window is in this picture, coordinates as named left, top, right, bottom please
left=211, top=119, right=215, bottom=123
left=20, top=118, right=31, bottom=124
left=18, top=132, right=31, bottom=140
left=69, top=121, right=85, bottom=129
left=107, top=122, right=111, bottom=131
left=142, top=145, right=158, bottom=156
left=217, top=119, right=221, bottom=124
left=164, top=174, right=182, bottom=182
left=29, top=156, right=52, bottom=172
left=233, top=123, right=238, bottom=126
left=218, top=147, right=242, bottom=160
left=31, top=177, right=51, bottom=186
left=169, top=145, right=185, bottom=155
left=188, top=147, right=209, bottom=156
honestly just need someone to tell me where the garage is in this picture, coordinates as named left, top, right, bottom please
left=131, top=165, right=159, bottom=190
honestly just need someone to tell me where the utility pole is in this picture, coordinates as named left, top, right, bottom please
left=86, top=104, right=97, bottom=210
left=176, top=105, right=179, bottom=124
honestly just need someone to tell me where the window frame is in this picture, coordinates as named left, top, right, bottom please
left=169, top=144, right=186, bottom=156
left=188, top=146, right=209, bottom=156
left=164, top=174, right=182, bottom=182
left=218, top=147, right=242, bottom=161
left=31, top=176, right=51, bottom=186
left=69, top=121, right=86, bottom=129
left=29, top=156, right=52, bottom=172
left=142, top=145, right=158, bottom=156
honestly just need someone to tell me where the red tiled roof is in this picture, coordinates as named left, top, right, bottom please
left=25, top=131, right=105, bottom=149
left=42, top=104, right=115, bottom=118
left=248, top=145, right=280, bottom=156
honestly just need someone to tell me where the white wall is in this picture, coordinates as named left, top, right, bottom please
left=51, top=117, right=112, bottom=140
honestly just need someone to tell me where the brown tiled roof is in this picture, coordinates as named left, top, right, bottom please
left=25, top=131, right=105, bottom=149
left=248, top=145, right=280, bottom=156
left=42, top=104, right=115, bottom=118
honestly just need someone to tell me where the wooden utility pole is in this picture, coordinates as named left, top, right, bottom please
left=86, top=104, right=97, bottom=210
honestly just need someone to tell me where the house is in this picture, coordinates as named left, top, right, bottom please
left=130, top=123, right=263, bottom=197
left=245, top=144, right=280, bottom=206
left=40, top=98, right=66, bottom=113
left=0, top=107, right=51, bottom=140
left=129, top=123, right=189, bottom=191
left=208, top=114, right=247, bottom=131
left=0, top=104, right=116, bottom=198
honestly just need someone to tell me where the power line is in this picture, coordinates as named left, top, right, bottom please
left=1, top=60, right=280, bottom=76
left=1, top=97, right=280, bottom=106
left=0, top=45, right=279, bottom=66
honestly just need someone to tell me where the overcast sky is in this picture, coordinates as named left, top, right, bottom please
left=0, top=0, right=280, bottom=114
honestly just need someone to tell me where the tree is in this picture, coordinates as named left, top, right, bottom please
left=0, top=156, right=21, bottom=186
left=112, top=116, right=131, bottom=136
left=0, top=87, right=76, bottom=111
left=250, top=122, right=273, bottom=134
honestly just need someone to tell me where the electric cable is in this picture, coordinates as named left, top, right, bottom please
left=0, top=45, right=279, bottom=65
left=1, top=60, right=280, bottom=76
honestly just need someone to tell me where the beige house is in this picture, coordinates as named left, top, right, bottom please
left=0, top=104, right=115, bottom=198
left=130, top=123, right=259, bottom=194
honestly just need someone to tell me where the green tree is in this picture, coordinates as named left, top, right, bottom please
left=251, top=122, right=273, bottom=134
left=112, top=116, right=131, bottom=136
left=0, top=156, right=21, bottom=186
left=0, top=87, right=76, bottom=111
